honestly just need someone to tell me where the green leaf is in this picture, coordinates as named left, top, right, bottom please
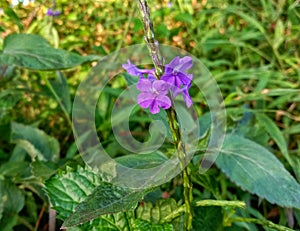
left=0, top=213, right=18, bottom=231
left=66, top=213, right=132, bottom=231
left=255, top=113, right=292, bottom=166
left=149, top=109, right=172, bottom=140
left=0, top=161, right=30, bottom=179
left=45, top=166, right=102, bottom=220
left=215, top=134, right=300, bottom=208
left=0, top=34, right=98, bottom=70
left=116, top=152, right=168, bottom=169
left=31, top=159, right=57, bottom=181
left=62, top=183, right=146, bottom=228
left=11, top=122, right=60, bottom=161
left=123, top=73, right=139, bottom=86
left=136, top=198, right=179, bottom=224
left=192, top=206, right=223, bottom=231
left=0, top=179, right=25, bottom=214
left=133, top=219, right=174, bottom=231
left=274, top=19, right=284, bottom=50
left=198, top=112, right=211, bottom=139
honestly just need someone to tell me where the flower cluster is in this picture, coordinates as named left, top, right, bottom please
left=123, top=56, right=193, bottom=114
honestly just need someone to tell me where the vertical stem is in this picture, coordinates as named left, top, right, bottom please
left=137, top=1, right=193, bottom=229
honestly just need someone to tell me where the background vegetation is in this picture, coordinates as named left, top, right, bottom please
left=0, top=0, right=299, bottom=230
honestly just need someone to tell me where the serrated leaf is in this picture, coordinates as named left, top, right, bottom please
left=31, top=159, right=57, bottom=180
left=11, top=122, right=59, bottom=161
left=133, top=219, right=174, bottom=231
left=136, top=198, right=179, bottom=224
left=215, top=134, right=300, bottom=208
left=45, top=166, right=102, bottom=220
left=62, top=183, right=146, bottom=228
left=67, top=213, right=132, bottom=231
left=0, top=34, right=98, bottom=70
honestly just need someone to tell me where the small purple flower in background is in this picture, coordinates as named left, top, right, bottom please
left=46, top=9, right=61, bottom=17
left=137, top=79, right=171, bottom=114
left=167, top=2, right=173, bottom=8
left=123, top=56, right=193, bottom=114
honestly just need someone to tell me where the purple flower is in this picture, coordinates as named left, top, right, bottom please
left=161, top=56, right=193, bottom=88
left=136, top=78, right=171, bottom=114
left=122, top=60, right=155, bottom=78
left=123, top=56, right=193, bottom=113
left=161, top=56, right=193, bottom=108
left=46, top=9, right=61, bottom=17
left=173, top=82, right=193, bottom=108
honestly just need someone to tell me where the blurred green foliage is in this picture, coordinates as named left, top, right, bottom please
left=0, top=0, right=299, bottom=230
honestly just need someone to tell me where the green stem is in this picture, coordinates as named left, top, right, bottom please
left=194, top=199, right=246, bottom=208
left=17, top=216, right=35, bottom=231
left=137, top=1, right=193, bottom=229
left=42, top=74, right=72, bottom=127
left=230, top=217, right=295, bottom=231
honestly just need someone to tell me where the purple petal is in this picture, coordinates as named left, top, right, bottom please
left=149, top=101, right=160, bottom=114
left=177, top=72, right=192, bottom=85
left=152, top=80, right=170, bottom=95
left=161, top=69, right=192, bottom=88
left=178, top=56, right=193, bottom=71
left=137, top=92, right=155, bottom=108
left=173, top=84, right=193, bottom=108
left=136, top=78, right=152, bottom=92
left=161, top=73, right=177, bottom=87
left=148, top=73, right=157, bottom=81
left=122, top=60, right=142, bottom=77
left=156, top=95, right=172, bottom=109
left=166, top=56, right=180, bottom=69
left=182, top=91, right=193, bottom=108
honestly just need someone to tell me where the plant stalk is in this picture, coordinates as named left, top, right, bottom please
left=138, top=1, right=193, bottom=229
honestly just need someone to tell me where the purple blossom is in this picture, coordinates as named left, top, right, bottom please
left=161, top=56, right=193, bottom=88
left=123, top=56, right=193, bottom=114
left=46, top=9, right=61, bottom=17
left=136, top=79, right=171, bottom=114
left=161, top=56, right=193, bottom=108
